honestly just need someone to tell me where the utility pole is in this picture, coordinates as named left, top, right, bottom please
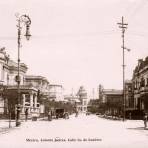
left=92, top=88, right=95, bottom=100
left=117, top=16, right=128, bottom=122
left=97, top=86, right=99, bottom=100
left=71, top=88, right=74, bottom=96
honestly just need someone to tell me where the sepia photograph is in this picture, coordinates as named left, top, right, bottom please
left=0, top=0, right=148, bottom=148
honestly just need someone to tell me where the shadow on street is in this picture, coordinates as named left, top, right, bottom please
left=127, top=127, right=147, bottom=130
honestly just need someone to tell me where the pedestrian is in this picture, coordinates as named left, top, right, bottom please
left=25, top=108, right=28, bottom=121
left=75, top=110, right=78, bottom=117
left=48, top=111, right=52, bottom=121
left=143, top=113, right=148, bottom=129
left=129, top=112, right=132, bottom=120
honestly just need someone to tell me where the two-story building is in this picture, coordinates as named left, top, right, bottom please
left=0, top=48, right=42, bottom=119
left=99, top=85, right=123, bottom=116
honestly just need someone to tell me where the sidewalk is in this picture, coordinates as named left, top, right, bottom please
left=97, top=114, right=123, bottom=121
left=0, top=116, right=48, bottom=134
left=97, top=114, right=148, bottom=131
left=1, top=115, right=147, bottom=135
left=0, top=119, right=17, bottom=134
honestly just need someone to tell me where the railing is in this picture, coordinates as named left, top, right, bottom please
left=139, top=86, right=148, bottom=92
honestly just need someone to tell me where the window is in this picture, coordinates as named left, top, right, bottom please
left=25, top=94, right=30, bottom=102
left=83, top=101, right=87, bottom=105
left=140, top=77, right=145, bottom=87
left=146, top=78, right=148, bottom=86
left=134, top=81, right=137, bottom=89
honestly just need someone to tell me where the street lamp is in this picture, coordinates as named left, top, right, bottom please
left=15, top=14, right=31, bottom=127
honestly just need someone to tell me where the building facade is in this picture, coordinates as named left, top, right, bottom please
left=132, top=57, right=148, bottom=112
left=49, top=84, right=64, bottom=101
left=0, top=48, right=47, bottom=119
left=0, top=47, right=31, bottom=117
left=64, top=86, right=88, bottom=113
left=99, top=85, right=123, bottom=116
left=24, top=75, right=50, bottom=115
left=77, top=86, right=88, bottom=113
left=125, top=80, right=134, bottom=110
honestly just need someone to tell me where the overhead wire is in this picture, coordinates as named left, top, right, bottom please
left=1, top=1, right=148, bottom=40
left=123, top=0, right=148, bottom=38
left=0, top=30, right=118, bottom=41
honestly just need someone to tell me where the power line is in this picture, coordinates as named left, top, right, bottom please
left=128, top=30, right=148, bottom=37
left=125, top=0, right=148, bottom=23
left=0, top=30, right=117, bottom=41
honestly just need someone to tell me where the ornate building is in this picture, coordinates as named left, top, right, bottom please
left=24, top=75, right=50, bottom=116
left=132, top=57, right=148, bottom=112
left=64, top=86, right=88, bottom=113
left=0, top=48, right=44, bottom=119
left=0, top=47, right=34, bottom=118
left=77, top=86, right=88, bottom=113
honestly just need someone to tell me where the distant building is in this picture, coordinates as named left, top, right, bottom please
left=77, top=86, right=88, bottom=113
left=99, top=85, right=123, bottom=116
left=87, top=99, right=100, bottom=113
left=64, top=86, right=88, bottom=113
left=64, top=94, right=80, bottom=113
left=64, top=94, right=79, bottom=104
left=49, top=84, right=64, bottom=101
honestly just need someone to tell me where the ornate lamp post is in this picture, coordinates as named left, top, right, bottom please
left=15, top=14, right=31, bottom=127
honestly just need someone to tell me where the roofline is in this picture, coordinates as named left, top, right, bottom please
left=25, top=75, right=49, bottom=82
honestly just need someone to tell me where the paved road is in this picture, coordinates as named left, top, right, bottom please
left=0, top=114, right=148, bottom=148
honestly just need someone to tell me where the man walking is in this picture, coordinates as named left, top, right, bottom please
left=25, top=108, right=28, bottom=121
left=48, top=110, right=52, bottom=121
left=143, top=113, right=148, bottom=129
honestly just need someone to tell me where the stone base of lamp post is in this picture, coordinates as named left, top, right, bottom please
left=16, top=120, right=21, bottom=127
left=16, top=105, right=21, bottom=127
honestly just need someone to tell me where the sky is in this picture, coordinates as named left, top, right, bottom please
left=0, top=0, right=148, bottom=97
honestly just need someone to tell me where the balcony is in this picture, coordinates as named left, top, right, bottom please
left=41, top=91, right=49, bottom=96
left=134, top=89, right=139, bottom=94
left=139, top=86, right=148, bottom=94
left=25, top=102, right=30, bottom=106
left=140, top=87, right=145, bottom=92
